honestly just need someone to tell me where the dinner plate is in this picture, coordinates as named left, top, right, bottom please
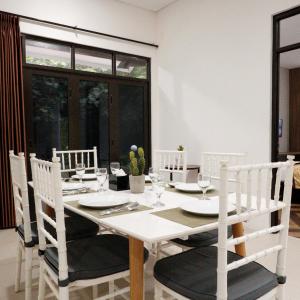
left=175, top=183, right=215, bottom=193
left=62, top=182, right=83, bottom=191
left=145, top=175, right=152, bottom=183
left=168, top=182, right=180, bottom=188
left=79, top=194, right=129, bottom=208
left=71, top=174, right=97, bottom=181
left=180, top=198, right=236, bottom=216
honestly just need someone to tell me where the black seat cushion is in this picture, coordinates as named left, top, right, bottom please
left=154, top=246, right=278, bottom=300
left=44, top=234, right=149, bottom=282
left=172, top=226, right=233, bottom=248
left=17, top=215, right=99, bottom=246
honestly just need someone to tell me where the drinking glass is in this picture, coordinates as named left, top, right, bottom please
left=96, top=168, right=108, bottom=192
left=110, top=162, right=120, bottom=175
left=198, top=173, right=211, bottom=200
left=148, top=167, right=158, bottom=189
left=75, top=163, right=85, bottom=185
left=152, top=177, right=166, bottom=208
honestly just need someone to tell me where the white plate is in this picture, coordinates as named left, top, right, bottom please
left=168, top=182, right=181, bottom=188
left=145, top=175, right=152, bottom=183
left=78, top=194, right=129, bottom=208
left=62, top=182, right=83, bottom=191
left=71, top=174, right=97, bottom=181
left=175, top=183, right=215, bottom=193
left=180, top=198, right=236, bottom=216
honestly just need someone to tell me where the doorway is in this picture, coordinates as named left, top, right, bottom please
left=272, top=5, right=300, bottom=236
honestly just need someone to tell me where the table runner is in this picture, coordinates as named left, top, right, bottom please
left=66, top=200, right=152, bottom=219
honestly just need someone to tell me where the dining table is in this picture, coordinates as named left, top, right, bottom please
left=54, top=180, right=247, bottom=300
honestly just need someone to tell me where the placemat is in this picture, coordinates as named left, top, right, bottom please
left=65, top=200, right=152, bottom=219
left=151, top=207, right=218, bottom=228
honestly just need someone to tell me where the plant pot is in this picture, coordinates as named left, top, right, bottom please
left=129, top=175, right=145, bottom=193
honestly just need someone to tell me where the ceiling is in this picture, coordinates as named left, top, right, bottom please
left=118, top=0, right=177, bottom=11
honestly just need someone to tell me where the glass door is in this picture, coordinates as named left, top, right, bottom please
left=76, top=78, right=110, bottom=167
left=25, top=70, right=69, bottom=160
left=112, top=81, right=150, bottom=168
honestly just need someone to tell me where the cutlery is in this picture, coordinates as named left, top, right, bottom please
left=62, top=188, right=93, bottom=195
left=100, top=202, right=139, bottom=216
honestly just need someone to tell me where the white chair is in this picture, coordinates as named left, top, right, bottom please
left=154, top=156, right=294, bottom=299
left=30, top=155, right=148, bottom=300
left=9, top=151, right=37, bottom=300
left=52, top=147, right=98, bottom=174
left=171, top=152, right=246, bottom=251
left=153, top=150, right=187, bottom=182
left=201, top=152, right=246, bottom=183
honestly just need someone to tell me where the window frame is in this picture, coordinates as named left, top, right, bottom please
left=22, top=34, right=151, bottom=81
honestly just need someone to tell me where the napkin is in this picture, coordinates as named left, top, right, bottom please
left=115, top=169, right=126, bottom=176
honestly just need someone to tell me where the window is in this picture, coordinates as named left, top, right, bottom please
left=116, top=54, right=148, bottom=79
left=25, top=39, right=71, bottom=69
left=75, top=48, right=112, bottom=74
left=23, top=36, right=150, bottom=168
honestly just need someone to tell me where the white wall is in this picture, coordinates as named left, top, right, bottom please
left=157, top=0, right=300, bottom=165
left=0, top=0, right=160, bottom=150
left=279, top=67, right=290, bottom=153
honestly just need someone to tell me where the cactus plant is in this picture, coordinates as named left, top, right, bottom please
left=177, top=145, right=184, bottom=151
left=129, top=145, right=146, bottom=176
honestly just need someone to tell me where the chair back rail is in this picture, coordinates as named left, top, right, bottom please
left=30, top=154, right=68, bottom=282
left=52, top=147, right=98, bottom=173
left=217, top=156, right=294, bottom=299
left=201, top=152, right=246, bottom=182
left=154, top=150, right=187, bottom=182
left=9, top=151, right=32, bottom=244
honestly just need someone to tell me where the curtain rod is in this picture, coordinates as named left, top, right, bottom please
left=0, top=10, right=159, bottom=48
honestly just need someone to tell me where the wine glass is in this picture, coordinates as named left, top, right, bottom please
left=75, top=163, right=85, bottom=185
left=152, top=176, right=166, bottom=208
left=110, top=162, right=120, bottom=175
left=198, top=173, right=211, bottom=200
left=148, top=167, right=158, bottom=188
left=96, top=168, right=107, bottom=192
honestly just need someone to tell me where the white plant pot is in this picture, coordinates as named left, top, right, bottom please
left=129, top=175, right=145, bottom=194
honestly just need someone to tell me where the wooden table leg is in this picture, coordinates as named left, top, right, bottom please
left=129, top=236, right=144, bottom=300
left=232, top=222, right=246, bottom=257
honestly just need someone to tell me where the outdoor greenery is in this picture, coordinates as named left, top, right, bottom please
left=26, top=56, right=71, bottom=69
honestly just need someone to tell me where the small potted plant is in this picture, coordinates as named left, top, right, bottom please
left=129, top=145, right=145, bottom=193
left=177, top=145, right=184, bottom=151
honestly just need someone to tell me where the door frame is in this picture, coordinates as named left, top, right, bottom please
left=271, top=5, right=300, bottom=225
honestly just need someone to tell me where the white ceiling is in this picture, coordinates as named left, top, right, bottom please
left=118, top=0, right=177, bottom=11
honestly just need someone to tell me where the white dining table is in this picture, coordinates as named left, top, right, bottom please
left=28, top=180, right=247, bottom=299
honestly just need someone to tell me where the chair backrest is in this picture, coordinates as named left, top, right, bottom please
left=154, top=150, right=187, bottom=182
left=217, top=156, right=294, bottom=299
left=201, top=152, right=246, bottom=182
left=30, top=154, right=68, bottom=283
left=52, top=147, right=98, bottom=173
left=9, top=151, right=33, bottom=245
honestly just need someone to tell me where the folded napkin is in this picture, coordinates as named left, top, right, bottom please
left=115, top=169, right=126, bottom=176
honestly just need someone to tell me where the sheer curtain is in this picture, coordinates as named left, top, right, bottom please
left=0, top=12, right=26, bottom=228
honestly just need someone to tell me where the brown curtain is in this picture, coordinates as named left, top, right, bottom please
left=0, top=12, right=26, bottom=229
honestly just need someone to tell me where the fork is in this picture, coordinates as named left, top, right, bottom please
left=100, top=202, right=139, bottom=216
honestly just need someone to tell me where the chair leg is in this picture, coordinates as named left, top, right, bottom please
left=59, top=286, right=69, bottom=300
left=24, top=247, right=33, bottom=300
left=154, top=284, right=163, bottom=299
left=276, top=285, right=285, bottom=300
left=108, top=280, right=114, bottom=300
left=92, top=285, right=98, bottom=299
left=38, top=262, right=46, bottom=300
left=14, top=241, right=22, bottom=292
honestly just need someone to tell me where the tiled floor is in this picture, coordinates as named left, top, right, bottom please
left=0, top=228, right=299, bottom=299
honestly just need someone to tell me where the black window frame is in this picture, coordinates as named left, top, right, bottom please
left=22, top=34, right=152, bottom=168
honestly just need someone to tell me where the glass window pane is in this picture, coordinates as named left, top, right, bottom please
left=116, top=54, right=148, bottom=79
left=280, top=14, right=300, bottom=47
left=32, top=74, right=69, bottom=160
left=75, top=48, right=112, bottom=74
left=118, top=84, right=145, bottom=166
left=25, top=39, right=71, bottom=69
left=79, top=80, right=109, bottom=167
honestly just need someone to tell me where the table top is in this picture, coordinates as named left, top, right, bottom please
left=29, top=180, right=283, bottom=244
